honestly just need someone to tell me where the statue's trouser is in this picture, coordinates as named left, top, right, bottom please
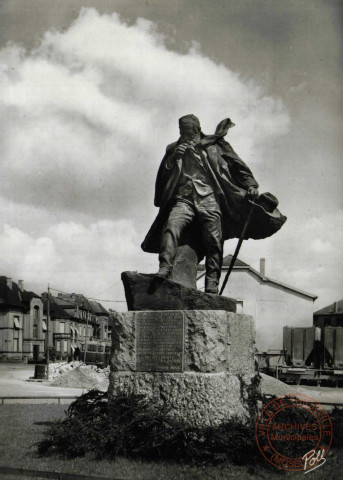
left=159, top=193, right=223, bottom=287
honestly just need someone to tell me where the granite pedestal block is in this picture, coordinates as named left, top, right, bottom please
left=121, top=271, right=236, bottom=312
left=108, top=310, right=259, bottom=428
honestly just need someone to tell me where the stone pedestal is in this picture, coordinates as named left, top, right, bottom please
left=121, top=271, right=236, bottom=312
left=108, top=310, right=259, bottom=428
left=168, top=244, right=203, bottom=289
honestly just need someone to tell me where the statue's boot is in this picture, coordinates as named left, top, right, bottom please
left=154, top=265, right=171, bottom=279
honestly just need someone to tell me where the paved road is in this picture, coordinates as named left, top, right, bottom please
left=0, top=363, right=86, bottom=397
left=294, top=384, right=343, bottom=406
left=1, top=363, right=342, bottom=405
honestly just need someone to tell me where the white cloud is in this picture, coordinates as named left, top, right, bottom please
left=0, top=8, right=289, bottom=221
left=0, top=219, right=141, bottom=309
left=0, top=8, right=291, bottom=303
left=235, top=210, right=343, bottom=309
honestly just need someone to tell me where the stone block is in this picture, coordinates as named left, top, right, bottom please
left=168, top=244, right=201, bottom=289
left=227, top=312, right=256, bottom=376
left=121, top=271, right=236, bottom=312
left=111, top=310, right=254, bottom=374
left=184, top=310, right=229, bottom=373
left=109, top=310, right=259, bottom=427
left=108, top=371, right=253, bottom=428
left=110, top=312, right=136, bottom=372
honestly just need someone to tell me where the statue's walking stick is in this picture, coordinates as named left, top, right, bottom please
left=219, top=201, right=256, bottom=296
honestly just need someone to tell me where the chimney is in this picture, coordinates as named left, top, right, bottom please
left=6, top=277, right=12, bottom=289
left=260, top=258, right=266, bottom=277
left=18, top=280, right=24, bottom=291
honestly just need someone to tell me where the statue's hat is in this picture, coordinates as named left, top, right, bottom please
left=255, top=192, right=279, bottom=213
left=179, top=114, right=201, bottom=132
left=244, top=192, right=287, bottom=240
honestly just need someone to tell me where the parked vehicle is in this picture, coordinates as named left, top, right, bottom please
left=257, top=326, right=343, bottom=386
left=80, top=341, right=111, bottom=367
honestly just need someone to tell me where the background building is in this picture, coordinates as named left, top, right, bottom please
left=197, top=256, right=317, bottom=353
left=44, top=292, right=112, bottom=361
left=42, top=294, right=74, bottom=361
left=0, top=277, right=44, bottom=362
left=313, top=299, right=343, bottom=328
left=1, top=275, right=114, bottom=363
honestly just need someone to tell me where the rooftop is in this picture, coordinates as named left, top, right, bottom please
left=314, top=299, right=343, bottom=316
left=57, top=293, right=94, bottom=312
left=89, top=300, right=109, bottom=315
left=197, top=256, right=317, bottom=300
left=0, top=276, right=40, bottom=309
left=198, top=255, right=249, bottom=270
left=42, top=295, right=73, bottom=320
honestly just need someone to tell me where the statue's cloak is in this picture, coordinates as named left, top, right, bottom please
left=142, top=119, right=287, bottom=254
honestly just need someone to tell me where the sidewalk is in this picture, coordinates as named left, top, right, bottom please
left=0, top=363, right=86, bottom=402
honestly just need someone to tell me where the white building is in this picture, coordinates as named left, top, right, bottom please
left=197, top=256, right=317, bottom=353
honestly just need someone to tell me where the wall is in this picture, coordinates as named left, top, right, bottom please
left=23, top=298, right=45, bottom=361
left=197, top=268, right=315, bottom=352
left=41, top=316, right=97, bottom=360
left=0, top=310, right=24, bottom=360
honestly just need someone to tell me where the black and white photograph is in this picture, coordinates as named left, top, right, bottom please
left=0, top=1, right=342, bottom=479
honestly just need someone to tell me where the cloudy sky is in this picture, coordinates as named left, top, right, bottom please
left=0, top=0, right=342, bottom=311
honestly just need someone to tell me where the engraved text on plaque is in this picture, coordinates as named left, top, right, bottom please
left=135, top=311, right=184, bottom=372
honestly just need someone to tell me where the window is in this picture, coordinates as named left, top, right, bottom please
left=98, top=345, right=105, bottom=352
left=60, top=322, right=65, bottom=334
left=14, top=316, right=21, bottom=329
left=42, top=320, right=47, bottom=332
left=56, top=340, right=61, bottom=352
left=236, top=300, right=244, bottom=314
left=13, top=329, right=19, bottom=352
left=63, top=340, right=68, bottom=354
left=33, top=307, right=39, bottom=339
left=95, top=326, right=101, bottom=340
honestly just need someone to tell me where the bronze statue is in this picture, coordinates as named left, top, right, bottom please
left=142, top=114, right=286, bottom=294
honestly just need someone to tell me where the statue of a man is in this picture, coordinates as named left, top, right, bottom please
left=142, top=114, right=286, bottom=294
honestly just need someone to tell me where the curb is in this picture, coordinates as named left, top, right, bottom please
left=0, top=396, right=78, bottom=405
left=0, top=466, right=126, bottom=480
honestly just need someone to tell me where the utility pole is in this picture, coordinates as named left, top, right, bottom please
left=46, top=284, right=50, bottom=380
left=106, top=317, right=108, bottom=342
left=84, top=314, right=89, bottom=364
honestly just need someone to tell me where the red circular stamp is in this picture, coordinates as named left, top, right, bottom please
left=255, top=394, right=333, bottom=472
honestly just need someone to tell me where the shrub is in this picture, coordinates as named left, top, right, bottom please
left=36, top=389, right=257, bottom=463
left=36, top=390, right=343, bottom=467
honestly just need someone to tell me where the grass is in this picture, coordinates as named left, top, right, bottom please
left=0, top=394, right=342, bottom=479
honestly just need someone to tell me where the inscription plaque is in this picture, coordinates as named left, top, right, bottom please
left=135, top=311, right=184, bottom=372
